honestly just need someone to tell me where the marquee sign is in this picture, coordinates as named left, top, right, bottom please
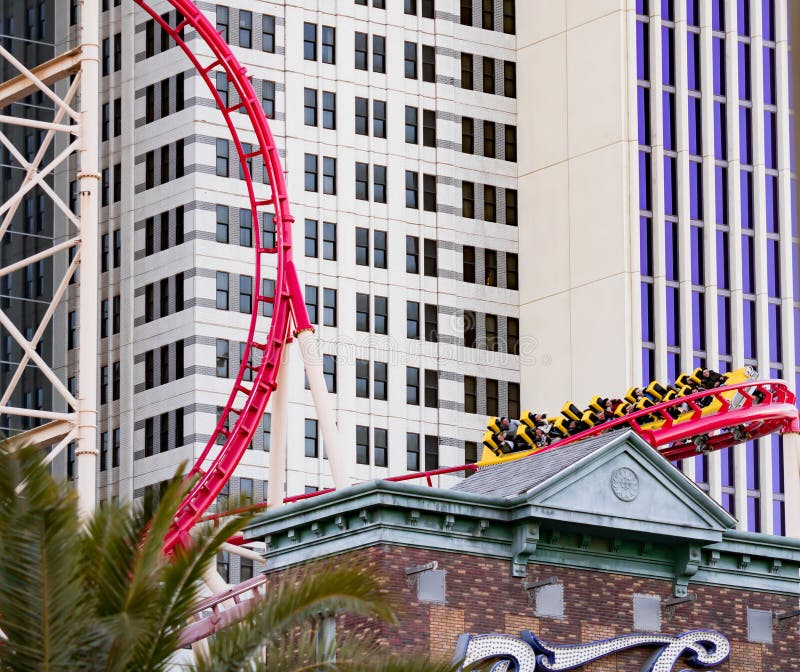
left=454, top=629, right=730, bottom=671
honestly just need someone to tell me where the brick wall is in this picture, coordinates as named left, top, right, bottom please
left=268, top=544, right=800, bottom=669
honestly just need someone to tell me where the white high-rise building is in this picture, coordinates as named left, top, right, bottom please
left=1, top=0, right=798, bottom=582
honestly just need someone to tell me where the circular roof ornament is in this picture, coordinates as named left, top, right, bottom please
left=610, top=467, right=639, bottom=502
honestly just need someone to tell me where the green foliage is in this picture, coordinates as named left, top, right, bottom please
left=0, top=444, right=463, bottom=672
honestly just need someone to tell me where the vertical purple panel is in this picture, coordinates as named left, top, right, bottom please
left=768, top=303, right=781, bottom=361
left=662, top=0, right=674, bottom=20
left=693, top=355, right=706, bottom=369
left=637, top=0, right=649, bottom=15
left=715, top=166, right=728, bottom=223
left=719, top=359, right=731, bottom=373
left=663, top=92, right=676, bottom=150
left=743, top=298, right=757, bottom=358
left=740, top=170, right=753, bottom=227
left=772, top=435, right=785, bottom=493
left=721, top=448, right=735, bottom=486
left=746, top=497, right=761, bottom=532
left=764, top=111, right=777, bottom=169
left=665, top=220, right=679, bottom=280
left=692, top=290, right=706, bottom=350
left=765, top=174, right=779, bottom=233
left=640, top=217, right=653, bottom=275
left=762, top=0, right=775, bottom=40
left=639, top=152, right=652, bottom=210
left=712, top=0, right=725, bottom=30
left=695, top=454, right=708, bottom=483
left=664, top=156, right=677, bottom=215
left=689, top=161, right=703, bottom=220
left=770, top=366, right=781, bottom=379
left=641, top=283, right=654, bottom=341
left=667, top=351, right=680, bottom=381
left=687, top=33, right=700, bottom=90
left=637, top=21, right=650, bottom=81
left=737, top=0, right=750, bottom=35
left=713, top=38, right=726, bottom=95
left=721, top=492, right=735, bottom=515
left=763, top=46, right=776, bottom=104
left=738, top=42, right=751, bottom=100
left=687, top=0, right=699, bottom=24
left=742, top=234, right=755, bottom=291
left=688, top=98, right=702, bottom=155
left=690, top=226, right=704, bottom=284
left=666, top=286, right=680, bottom=346
left=745, top=441, right=759, bottom=489
left=638, top=87, right=651, bottom=145
left=714, top=102, right=727, bottom=160
left=739, top=106, right=752, bottom=164
left=773, top=500, right=785, bottom=536
left=767, top=239, right=781, bottom=297
left=642, top=348, right=655, bottom=382
left=795, top=306, right=800, bottom=360
left=662, top=27, right=675, bottom=85
left=718, top=295, right=731, bottom=354
left=716, top=230, right=730, bottom=288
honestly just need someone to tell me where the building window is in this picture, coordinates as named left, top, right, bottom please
left=305, top=419, right=318, bottom=457
left=422, top=45, right=436, bottom=82
left=405, top=171, right=419, bottom=209
left=323, top=353, right=337, bottom=392
left=239, top=10, right=252, bottom=48
left=506, top=252, right=518, bottom=290
left=461, top=53, right=473, bottom=89
left=504, top=61, right=516, bottom=97
left=463, top=246, right=475, bottom=283
left=505, top=125, right=517, bottom=161
left=356, top=359, right=369, bottom=398
left=356, top=293, right=370, bottom=332
left=355, top=97, right=368, bottom=134
left=423, top=239, right=437, bottom=276
left=240, top=275, right=253, bottom=313
left=486, top=378, right=499, bottom=415
left=262, top=80, right=276, bottom=117
left=374, top=296, right=388, bottom=334
left=374, top=231, right=387, bottom=268
left=462, top=181, right=475, bottom=218
left=239, top=209, right=253, bottom=247
left=304, top=154, right=317, bottom=191
left=356, top=227, right=369, bottom=266
left=374, top=165, right=387, bottom=203
left=303, top=22, right=316, bottom=60
left=216, top=552, right=229, bottom=582
left=216, top=205, right=229, bottom=243
left=373, top=100, right=386, bottom=138
left=374, top=361, right=388, bottom=400
left=304, top=88, right=317, bottom=126
left=406, top=367, right=420, bottom=405
left=404, top=41, right=417, bottom=78
left=424, top=304, right=438, bottom=342
left=100, top=432, right=108, bottom=471
left=355, top=32, right=368, bottom=70
left=508, top=381, right=520, bottom=417
left=424, top=370, right=439, bottom=408
left=262, top=14, right=275, bottom=52
left=407, top=301, right=420, bottom=339
left=322, top=222, right=336, bottom=260
left=485, top=249, right=497, bottom=286
left=422, top=110, right=436, bottom=147
left=322, top=157, right=336, bottom=194
left=321, top=26, right=335, bottom=64
left=484, top=185, right=496, bottom=222
left=423, top=174, right=437, bottom=212
left=406, top=236, right=419, bottom=273
left=144, top=285, right=154, bottom=323
left=355, top=162, right=369, bottom=201
left=503, top=0, right=515, bottom=34
left=483, top=56, right=495, bottom=93
left=216, top=139, right=229, bottom=177
left=374, top=428, right=388, bottom=467
left=322, top=92, right=336, bottom=129
left=425, top=435, right=439, bottom=470
left=405, top=106, right=418, bottom=143
left=506, top=189, right=518, bottom=226
left=483, top=120, right=495, bottom=158
left=407, top=433, right=420, bottom=470
left=216, top=339, right=229, bottom=377
left=216, top=6, right=229, bottom=42
left=373, top=35, right=386, bottom=73
left=216, top=271, right=229, bottom=310
left=464, top=376, right=477, bottom=413
left=461, top=0, right=473, bottom=25
left=356, top=425, right=369, bottom=465
left=323, top=288, right=337, bottom=327
left=306, top=285, right=318, bottom=324
left=305, top=219, right=318, bottom=257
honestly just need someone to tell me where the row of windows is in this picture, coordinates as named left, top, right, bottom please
left=355, top=32, right=386, bottom=73
left=215, top=271, right=255, bottom=313
left=462, top=182, right=517, bottom=225
left=304, top=22, right=336, bottom=63
left=462, top=53, right=516, bottom=98
left=216, top=205, right=256, bottom=248
left=356, top=425, right=388, bottom=466
left=460, top=0, right=516, bottom=35
left=407, top=367, right=439, bottom=407
left=355, top=227, right=387, bottom=268
left=101, top=33, right=122, bottom=77
left=144, top=273, right=185, bottom=322
left=356, top=359, right=389, bottom=400
left=143, top=408, right=185, bottom=457
left=304, top=89, right=337, bottom=129
left=405, top=106, right=436, bottom=146
left=464, top=311, right=519, bottom=354
left=406, top=236, right=438, bottom=276
left=305, top=220, right=337, bottom=260
left=356, top=293, right=389, bottom=334
left=407, top=433, right=439, bottom=471
left=144, top=75, right=185, bottom=124
left=407, top=302, right=439, bottom=342
left=462, top=117, right=517, bottom=162
left=304, top=154, right=337, bottom=194
left=143, top=11, right=186, bottom=58
left=100, top=162, right=122, bottom=206
left=144, top=140, right=185, bottom=189
left=404, top=42, right=436, bottom=81
left=143, top=339, right=185, bottom=390
left=463, top=246, right=518, bottom=290
left=305, top=287, right=337, bottom=327
left=217, top=8, right=275, bottom=53
left=464, top=376, right=520, bottom=417
left=99, top=428, right=120, bottom=471
left=99, top=361, right=121, bottom=405
left=144, top=207, right=185, bottom=256
left=215, top=77, right=277, bottom=119
left=405, top=171, right=438, bottom=211
left=0, top=262, right=47, bottom=304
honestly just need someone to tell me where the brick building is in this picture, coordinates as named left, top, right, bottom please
left=245, top=430, right=800, bottom=670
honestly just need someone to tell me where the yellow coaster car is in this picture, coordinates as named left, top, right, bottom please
left=476, top=367, right=757, bottom=467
